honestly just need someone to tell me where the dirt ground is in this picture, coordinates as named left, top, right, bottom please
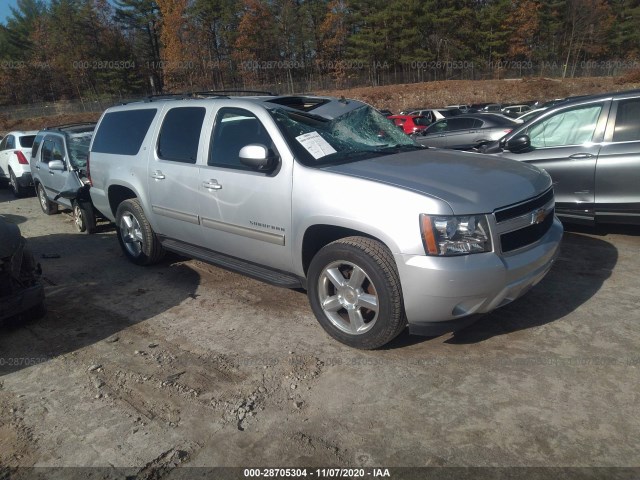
left=1, top=178, right=640, bottom=476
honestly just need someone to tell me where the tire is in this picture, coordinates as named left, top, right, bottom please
left=307, top=236, right=407, bottom=349
left=73, top=200, right=96, bottom=234
left=9, top=169, right=28, bottom=198
left=37, top=183, right=57, bottom=215
left=115, top=199, right=165, bottom=266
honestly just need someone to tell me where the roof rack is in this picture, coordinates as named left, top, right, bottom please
left=143, top=93, right=192, bottom=102
left=193, top=90, right=277, bottom=97
left=44, top=122, right=97, bottom=131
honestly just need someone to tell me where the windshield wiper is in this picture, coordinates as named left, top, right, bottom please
left=375, top=144, right=427, bottom=152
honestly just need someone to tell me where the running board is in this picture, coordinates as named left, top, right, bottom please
left=160, top=238, right=303, bottom=289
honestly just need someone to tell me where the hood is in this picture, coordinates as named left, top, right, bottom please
left=0, top=217, right=22, bottom=258
left=323, top=149, right=551, bottom=215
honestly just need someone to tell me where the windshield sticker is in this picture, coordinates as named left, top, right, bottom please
left=295, top=131, right=337, bottom=159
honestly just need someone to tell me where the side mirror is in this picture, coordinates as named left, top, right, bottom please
left=49, top=159, right=66, bottom=171
left=239, top=144, right=277, bottom=172
left=506, top=134, right=531, bottom=153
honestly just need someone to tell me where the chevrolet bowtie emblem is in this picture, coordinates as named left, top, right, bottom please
left=532, top=208, right=547, bottom=225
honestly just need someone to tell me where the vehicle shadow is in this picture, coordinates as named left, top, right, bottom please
left=0, top=232, right=200, bottom=376
left=384, top=231, right=618, bottom=348
left=0, top=214, right=28, bottom=225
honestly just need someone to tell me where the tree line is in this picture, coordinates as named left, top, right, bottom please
left=0, top=0, right=638, bottom=105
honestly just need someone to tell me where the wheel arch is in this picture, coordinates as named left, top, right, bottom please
left=300, top=224, right=396, bottom=276
left=108, top=184, right=138, bottom=218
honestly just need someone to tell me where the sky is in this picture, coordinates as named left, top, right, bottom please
left=0, top=0, right=19, bottom=26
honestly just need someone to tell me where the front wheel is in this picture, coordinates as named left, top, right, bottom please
left=73, top=200, right=96, bottom=234
left=115, top=199, right=165, bottom=265
left=37, top=183, right=57, bottom=215
left=307, top=237, right=407, bottom=349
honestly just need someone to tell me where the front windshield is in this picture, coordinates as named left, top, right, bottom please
left=66, top=131, right=94, bottom=169
left=269, top=105, right=422, bottom=166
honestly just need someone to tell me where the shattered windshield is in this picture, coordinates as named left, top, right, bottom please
left=269, top=105, right=423, bottom=166
left=66, top=131, right=94, bottom=169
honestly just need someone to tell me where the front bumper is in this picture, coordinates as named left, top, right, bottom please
left=0, top=282, right=45, bottom=322
left=396, top=217, right=563, bottom=336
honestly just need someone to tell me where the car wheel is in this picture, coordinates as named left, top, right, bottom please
left=115, top=198, right=165, bottom=266
left=9, top=169, right=28, bottom=198
left=37, top=183, right=57, bottom=215
left=73, top=200, right=96, bottom=234
left=307, top=236, right=407, bottom=349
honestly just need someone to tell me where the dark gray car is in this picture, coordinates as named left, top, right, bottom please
left=415, top=114, right=517, bottom=150
left=487, top=89, right=640, bottom=225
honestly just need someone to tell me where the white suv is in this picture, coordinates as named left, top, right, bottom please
left=0, top=130, right=38, bottom=197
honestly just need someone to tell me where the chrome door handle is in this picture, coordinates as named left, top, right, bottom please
left=202, top=180, right=222, bottom=190
left=151, top=170, right=165, bottom=180
left=569, top=153, right=595, bottom=159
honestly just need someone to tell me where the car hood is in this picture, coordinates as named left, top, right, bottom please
left=323, top=149, right=551, bottom=215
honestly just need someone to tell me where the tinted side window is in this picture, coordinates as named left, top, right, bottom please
left=31, top=133, right=45, bottom=159
left=209, top=108, right=274, bottom=170
left=19, top=135, right=35, bottom=148
left=427, top=121, right=448, bottom=134
left=473, top=119, right=484, bottom=128
left=157, top=107, right=206, bottom=163
left=612, top=98, right=640, bottom=143
left=92, top=109, right=157, bottom=155
left=6, top=135, right=15, bottom=149
left=0, top=137, right=6, bottom=150
left=447, top=118, right=475, bottom=130
left=41, top=141, right=53, bottom=163
left=529, top=104, right=602, bottom=148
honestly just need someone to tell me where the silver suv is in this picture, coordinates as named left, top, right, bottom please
left=31, top=123, right=97, bottom=233
left=88, top=93, right=562, bottom=349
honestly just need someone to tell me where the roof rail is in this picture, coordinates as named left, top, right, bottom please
left=143, top=93, right=192, bottom=102
left=44, top=122, right=97, bottom=130
left=193, top=90, right=277, bottom=97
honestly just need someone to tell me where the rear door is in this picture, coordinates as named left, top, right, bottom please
left=502, top=101, right=609, bottom=219
left=443, top=117, right=478, bottom=149
left=594, top=95, right=640, bottom=221
left=147, top=105, right=207, bottom=244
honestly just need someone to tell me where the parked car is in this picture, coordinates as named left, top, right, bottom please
left=30, top=123, right=99, bottom=233
left=408, top=108, right=461, bottom=124
left=0, top=130, right=38, bottom=197
left=388, top=114, right=430, bottom=135
left=484, top=89, right=640, bottom=225
left=87, top=93, right=561, bottom=349
left=378, top=109, right=393, bottom=116
left=481, top=103, right=503, bottom=112
left=0, top=216, right=45, bottom=325
left=445, top=104, right=470, bottom=113
left=502, top=105, right=532, bottom=118
left=516, top=108, right=547, bottom=123
left=415, top=113, right=517, bottom=150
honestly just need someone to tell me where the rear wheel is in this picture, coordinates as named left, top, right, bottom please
left=115, top=199, right=165, bottom=265
left=37, top=183, right=57, bottom=215
left=73, top=200, right=96, bottom=234
left=9, top=170, right=28, bottom=198
left=307, top=236, right=407, bottom=349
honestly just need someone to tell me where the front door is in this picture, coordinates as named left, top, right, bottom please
left=503, top=102, right=609, bottom=218
left=38, top=136, right=68, bottom=202
left=198, top=107, right=293, bottom=272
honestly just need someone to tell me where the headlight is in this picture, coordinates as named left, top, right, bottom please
left=420, top=214, right=492, bottom=256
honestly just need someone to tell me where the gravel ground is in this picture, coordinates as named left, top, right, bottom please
left=1, top=186, right=639, bottom=476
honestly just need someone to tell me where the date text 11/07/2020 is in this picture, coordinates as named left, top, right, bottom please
left=243, top=468, right=391, bottom=478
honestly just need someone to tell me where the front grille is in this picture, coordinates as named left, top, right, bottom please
left=495, top=188, right=554, bottom=223
left=500, top=207, right=554, bottom=253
